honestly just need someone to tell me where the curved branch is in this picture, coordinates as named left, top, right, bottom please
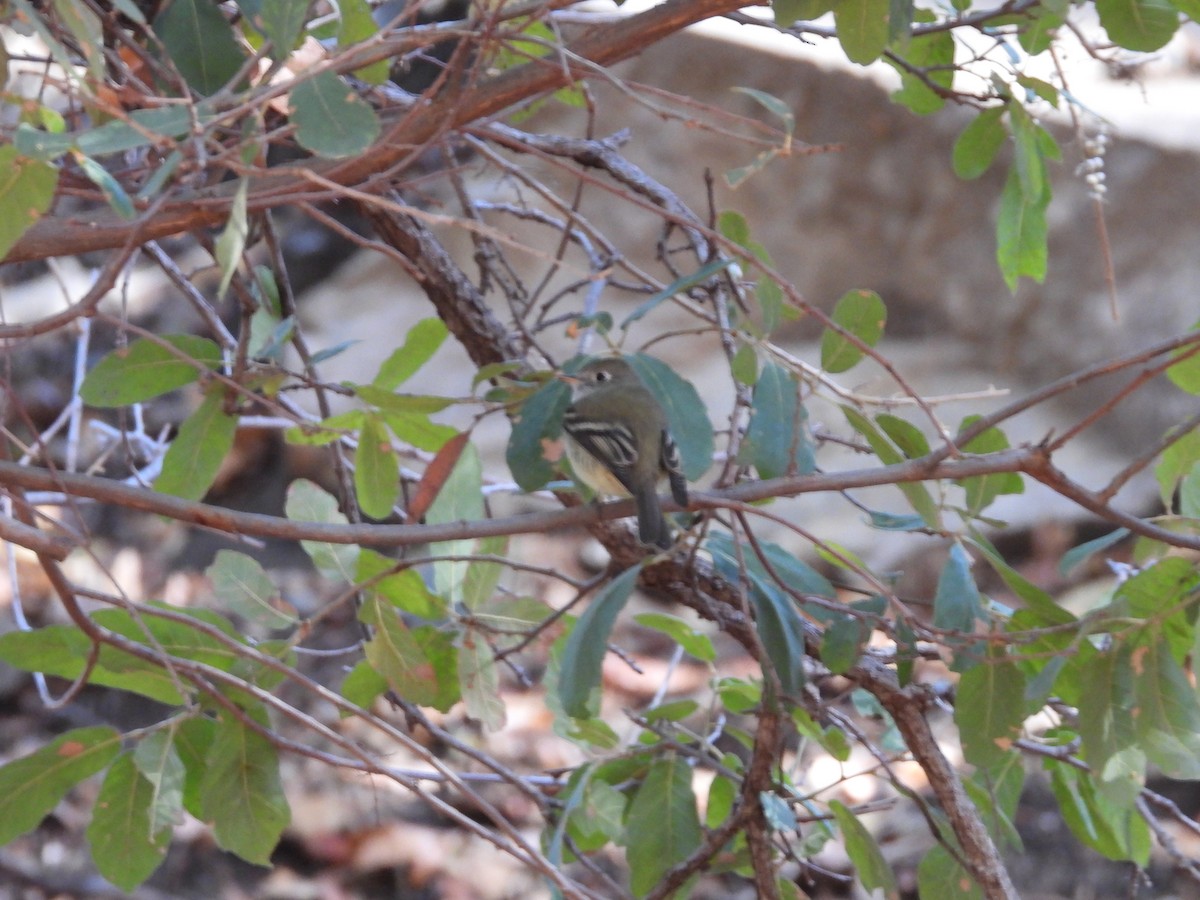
left=3, top=0, right=748, bottom=264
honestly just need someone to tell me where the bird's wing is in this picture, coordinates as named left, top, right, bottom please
left=562, top=412, right=640, bottom=493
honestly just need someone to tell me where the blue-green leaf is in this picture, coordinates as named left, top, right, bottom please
left=153, top=0, right=247, bottom=95
left=629, top=354, right=713, bottom=481
left=290, top=70, right=380, bottom=158
left=558, top=564, right=642, bottom=718
left=744, top=362, right=813, bottom=479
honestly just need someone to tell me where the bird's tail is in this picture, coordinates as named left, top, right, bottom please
left=636, top=488, right=672, bottom=550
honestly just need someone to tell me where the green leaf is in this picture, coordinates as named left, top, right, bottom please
left=743, top=361, right=813, bottom=479
left=426, top=442, right=483, bottom=596
left=625, top=755, right=703, bottom=897
left=1048, top=759, right=1151, bottom=863
left=1017, top=74, right=1061, bottom=107
left=821, top=289, right=886, bottom=373
left=357, top=550, right=446, bottom=620
left=558, top=564, right=641, bottom=718
left=340, top=660, right=388, bottom=709
left=15, top=107, right=200, bottom=161
left=360, top=597, right=460, bottom=710
left=208, top=550, right=296, bottom=629
left=214, top=178, right=249, bottom=300
left=507, top=377, right=571, bottom=492
left=876, top=413, right=930, bottom=459
left=290, top=70, right=380, bottom=158
left=354, top=414, right=398, bottom=519
left=80, top=335, right=222, bottom=407
left=0, top=727, right=121, bottom=842
left=73, top=152, right=135, bottom=219
left=621, top=258, right=735, bottom=328
left=955, top=651, right=1026, bottom=769
left=628, top=354, right=714, bottom=481
left=353, top=386, right=456, bottom=415
left=459, top=625, right=505, bottom=730
left=379, top=411, right=457, bottom=453
left=917, top=844, right=982, bottom=899
left=0, top=145, right=59, bottom=259
left=474, top=595, right=550, bottom=650
left=774, top=0, right=834, bottom=23
left=1008, top=103, right=1045, bottom=201
left=372, top=318, right=450, bottom=389
left=996, top=165, right=1049, bottom=292
left=1131, top=637, right=1200, bottom=779
left=52, top=0, right=105, bottom=79
left=155, top=387, right=238, bottom=501
left=890, top=30, right=954, bottom=115
left=634, top=612, right=716, bottom=663
left=933, top=542, right=983, bottom=636
left=287, top=479, right=357, bottom=582
left=730, top=343, right=759, bottom=386
left=0, top=625, right=187, bottom=704
left=153, top=0, right=247, bottom=95
left=833, top=0, right=890, bottom=64
left=256, top=0, right=308, bottom=60
left=956, top=415, right=1023, bottom=515
left=706, top=776, right=737, bottom=829
left=966, top=529, right=1074, bottom=626
left=462, top=535, right=507, bottom=611
left=1117, top=557, right=1198, bottom=663
left=707, top=533, right=814, bottom=695
left=842, top=406, right=940, bottom=527
left=1077, top=644, right=1143, bottom=803
left=564, top=775, right=627, bottom=854
left=821, top=615, right=868, bottom=675
left=87, top=752, right=170, bottom=891
left=173, top=716, right=214, bottom=817
left=199, top=714, right=290, bottom=865
left=1059, top=527, right=1129, bottom=576
left=830, top=799, right=898, bottom=897
left=730, top=87, right=795, bottom=136
left=337, top=0, right=389, bottom=83
left=952, top=107, right=1006, bottom=180
left=1096, top=0, right=1179, bottom=50
left=1166, top=344, right=1200, bottom=395
left=965, top=754, right=1026, bottom=851
left=1020, top=3, right=1064, bottom=53
left=132, top=729, right=186, bottom=837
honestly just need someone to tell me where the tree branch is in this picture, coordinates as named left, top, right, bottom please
left=3, top=0, right=748, bottom=264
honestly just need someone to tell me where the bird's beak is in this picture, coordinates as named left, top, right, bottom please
left=555, top=372, right=581, bottom=386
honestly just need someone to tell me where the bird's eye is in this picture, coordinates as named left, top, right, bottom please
left=594, top=370, right=611, bottom=383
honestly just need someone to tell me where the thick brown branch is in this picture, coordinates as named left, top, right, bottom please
left=854, top=658, right=1018, bottom=899
left=3, top=0, right=748, bottom=264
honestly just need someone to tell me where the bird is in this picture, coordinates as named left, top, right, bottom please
left=560, top=356, right=688, bottom=549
